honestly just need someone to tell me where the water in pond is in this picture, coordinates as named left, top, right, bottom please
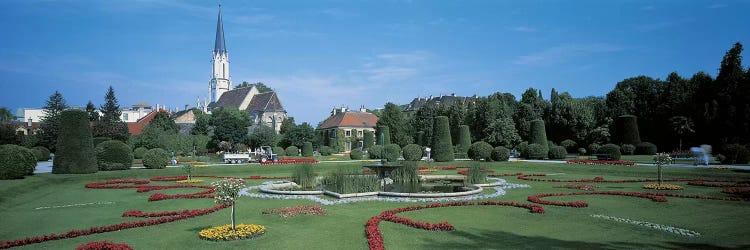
left=384, top=179, right=473, bottom=193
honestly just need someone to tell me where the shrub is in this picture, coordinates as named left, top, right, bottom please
left=133, top=147, right=148, bottom=159
left=302, top=142, right=313, bottom=157
left=53, top=110, right=98, bottom=174
left=384, top=144, right=401, bottom=162
left=0, top=144, right=36, bottom=179
left=517, top=141, right=529, bottom=159
left=548, top=145, right=567, bottom=160
left=349, top=148, right=363, bottom=160
left=577, top=148, right=587, bottom=155
left=293, top=163, right=316, bottom=189
left=376, top=126, right=391, bottom=145
left=720, top=144, right=749, bottom=164
left=491, top=146, right=510, bottom=161
left=636, top=142, right=657, bottom=155
left=527, top=143, right=547, bottom=159
left=272, top=146, right=285, bottom=156
left=455, top=125, right=471, bottom=156
left=432, top=116, right=454, bottom=162
left=32, top=146, right=51, bottom=161
left=616, top=115, right=641, bottom=145
left=465, top=163, right=486, bottom=185
left=560, top=139, right=577, bottom=153
left=368, top=145, right=383, bottom=159
left=143, top=148, right=169, bottom=169
left=621, top=144, right=636, bottom=155
left=402, top=144, right=423, bottom=161
left=285, top=146, right=299, bottom=156
left=598, top=144, right=622, bottom=160
left=319, top=146, right=333, bottom=156
left=96, top=140, right=133, bottom=171
left=468, top=141, right=493, bottom=161
left=363, top=131, right=374, bottom=150
left=92, top=137, right=111, bottom=147
left=588, top=143, right=601, bottom=155
left=529, top=120, right=549, bottom=155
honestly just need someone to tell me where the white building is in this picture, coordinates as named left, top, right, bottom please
left=120, top=102, right=153, bottom=123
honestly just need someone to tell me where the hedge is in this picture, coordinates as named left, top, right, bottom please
left=285, top=146, right=299, bottom=156
left=598, top=144, right=622, bottom=160
left=491, top=146, right=510, bottom=161
left=560, top=139, right=577, bottom=153
left=53, top=110, right=98, bottom=174
left=588, top=143, right=601, bottom=155
left=0, top=144, right=36, bottom=179
left=621, top=144, right=635, bottom=155
left=384, top=144, right=401, bottom=162
left=319, top=146, right=333, bottom=156
left=527, top=143, right=547, bottom=159
left=302, top=142, right=313, bottom=157
left=455, top=125, right=471, bottom=156
left=133, top=147, right=148, bottom=159
left=376, top=126, right=391, bottom=145
left=96, top=140, right=133, bottom=171
left=517, top=141, right=529, bottom=159
left=432, top=116, right=454, bottom=162
left=368, top=145, right=383, bottom=159
left=548, top=145, right=567, bottom=160
left=92, top=137, right=111, bottom=147
left=529, top=120, right=549, bottom=157
left=143, top=148, right=169, bottom=169
left=636, top=142, right=657, bottom=155
left=349, top=149, right=363, bottom=160
left=273, top=146, right=285, bottom=156
left=468, top=141, right=493, bottom=161
left=32, top=146, right=51, bottom=161
left=363, top=131, right=374, bottom=150
left=617, top=115, right=641, bottom=145
left=402, top=144, right=423, bottom=161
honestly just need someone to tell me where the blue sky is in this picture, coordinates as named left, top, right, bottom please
left=1, top=0, right=748, bottom=125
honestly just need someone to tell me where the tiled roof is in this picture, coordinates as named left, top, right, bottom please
left=126, top=110, right=164, bottom=135
left=246, top=92, right=284, bottom=112
left=317, top=111, right=379, bottom=129
left=208, top=87, right=253, bottom=109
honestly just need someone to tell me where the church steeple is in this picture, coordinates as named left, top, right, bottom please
left=208, top=3, right=231, bottom=103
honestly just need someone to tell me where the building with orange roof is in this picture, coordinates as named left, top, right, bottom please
left=317, top=106, right=378, bottom=152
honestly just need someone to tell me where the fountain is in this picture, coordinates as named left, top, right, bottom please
left=363, top=131, right=402, bottom=179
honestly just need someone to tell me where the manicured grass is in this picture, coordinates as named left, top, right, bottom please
left=1, top=161, right=749, bottom=249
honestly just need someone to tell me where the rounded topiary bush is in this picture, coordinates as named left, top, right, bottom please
left=468, top=141, right=493, bottom=161
left=636, top=142, right=657, bottom=155
left=431, top=116, right=454, bottom=162
left=548, top=145, right=567, bottom=160
left=143, top=148, right=169, bottom=169
left=53, top=109, right=97, bottom=174
left=720, top=144, right=749, bottom=164
left=368, top=145, right=383, bottom=159
left=621, top=144, right=636, bottom=155
left=302, top=142, right=313, bottom=157
left=517, top=141, right=529, bottom=159
left=285, top=146, right=299, bottom=156
left=319, top=146, right=333, bottom=156
left=92, top=137, right=111, bottom=147
left=0, top=144, right=37, bottom=179
left=560, top=139, right=577, bottom=153
left=598, top=144, right=622, bottom=160
left=133, top=147, right=148, bottom=159
left=96, top=140, right=133, bottom=171
left=491, top=146, right=510, bottom=161
left=32, top=146, right=51, bottom=161
left=273, top=146, right=285, bottom=156
left=577, top=147, right=587, bottom=155
left=527, top=143, right=547, bottom=159
left=384, top=144, right=401, bottom=162
left=588, top=143, right=601, bottom=155
left=349, top=148, right=363, bottom=160
left=402, top=144, right=423, bottom=161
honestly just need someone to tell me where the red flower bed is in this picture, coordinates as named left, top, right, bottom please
left=76, top=241, right=133, bottom=250
left=723, top=188, right=750, bottom=197
left=687, top=180, right=750, bottom=187
left=527, top=191, right=744, bottom=208
left=365, top=201, right=543, bottom=250
left=260, top=158, right=318, bottom=165
left=150, top=176, right=187, bottom=181
left=429, top=166, right=469, bottom=170
left=565, top=159, right=636, bottom=166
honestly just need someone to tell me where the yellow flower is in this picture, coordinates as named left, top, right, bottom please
left=176, top=179, right=204, bottom=183
left=643, top=184, right=683, bottom=190
left=199, top=224, right=266, bottom=241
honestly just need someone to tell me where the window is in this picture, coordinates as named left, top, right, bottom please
left=330, top=130, right=337, bottom=138
left=358, top=141, right=363, bottom=150
left=123, top=113, right=129, bottom=121
left=345, top=130, right=351, bottom=137
left=357, top=130, right=363, bottom=137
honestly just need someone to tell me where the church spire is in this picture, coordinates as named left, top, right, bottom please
left=214, top=4, right=227, bottom=55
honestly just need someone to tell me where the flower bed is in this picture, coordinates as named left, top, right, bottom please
left=687, top=180, right=750, bottom=187
left=643, top=184, right=683, bottom=190
left=723, top=187, right=750, bottom=196
left=76, top=240, right=133, bottom=250
left=553, top=183, right=599, bottom=191
left=262, top=205, right=326, bottom=217
left=365, top=201, right=544, bottom=250
left=260, top=158, right=318, bottom=165
left=527, top=191, right=744, bottom=208
left=591, top=214, right=700, bottom=237
left=565, top=159, right=636, bottom=166
left=176, top=179, right=204, bottom=183
left=199, top=224, right=266, bottom=241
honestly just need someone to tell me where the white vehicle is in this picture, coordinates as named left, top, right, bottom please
left=222, top=153, right=251, bottom=164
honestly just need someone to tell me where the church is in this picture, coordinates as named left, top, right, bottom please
left=205, top=5, right=287, bottom=133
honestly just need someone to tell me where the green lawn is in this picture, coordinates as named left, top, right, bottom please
left=1, top=161, right=748, bottom=249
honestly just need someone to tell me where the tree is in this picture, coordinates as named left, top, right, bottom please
left=670, top=116, right=694, bottom=150
left=279, top=117, right=296, bottom=135
left=411, top=105, right=438, bottom=147
left=39, top=91, right=68, bottom=152
left=279, top=122, right=315, bottom=148
left=211, top=178, right=245, bottom=230
left=363, top=130, right=374, bottom=150
left=93, top=86, right=129, bottom=141
left=210, top=107, right=251, bottom=145
left=53, top=110, right=97, bottom=174
left=191, top=109, right=210, bottom=135
left=234, top=81, right=272, bottom=93
left=148, top=111, right=179, bottom=134
left=0, top=124, right=19, bottom=145
left=432, top=116, right=454, bottom=162
left=529, top=119, right=549, bottom=156
left=85, top=101, right=99, bottom=121
left=377, top=102, right=411, bottom=146
left=0, top=107, right=13, bottom=122
left=248, top=125, right=277, bottom=148
left=714, top=42, right=746, bottom=146
left=455, top=125, right=471, bottom=157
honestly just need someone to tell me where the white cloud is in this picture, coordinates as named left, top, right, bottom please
left=708, top=3, right=728, bottom=9
left=513, top=43, right=621, bottom=66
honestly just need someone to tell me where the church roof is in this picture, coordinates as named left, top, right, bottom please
left=208, top=87, right=253, bottom=109
left=214, top=6, right=227, bottom=55
left=246, top=92, right=284, bottom=112
left=318, top=111, right=379, bottom=129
